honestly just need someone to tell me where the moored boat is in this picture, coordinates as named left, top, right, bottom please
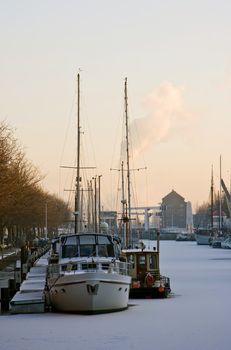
left=176, top=232, right=196, bottom=241
left=122, top=241, right=171, bottom=299
left=47, top=233, right=131, bottom=313
left=195, top=228, right=212, bottom=245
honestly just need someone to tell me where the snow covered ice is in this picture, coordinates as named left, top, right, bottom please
left=0, top=240, right=230, bottom=350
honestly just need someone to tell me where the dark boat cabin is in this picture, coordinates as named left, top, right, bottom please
left=122, top=248, right=171, bottom=298
left=123, top=249, right=160, bottom=284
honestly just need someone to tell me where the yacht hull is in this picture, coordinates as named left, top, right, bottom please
left=195, top=233, right=210, bottom=245
left=47, top=271, right=131, bottom=313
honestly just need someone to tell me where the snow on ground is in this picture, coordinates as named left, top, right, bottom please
left=0, top=241, right=231, bottom=350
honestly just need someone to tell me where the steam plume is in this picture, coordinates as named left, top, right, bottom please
left=128, top=81, right=190, bottom=157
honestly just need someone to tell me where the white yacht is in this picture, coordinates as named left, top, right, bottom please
left=47, top=233, right=131, bottom=313
left=195, top=228, right=212, bottom=245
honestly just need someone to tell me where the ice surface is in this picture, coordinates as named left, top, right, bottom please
left=0, top=241, right=230, bottom=350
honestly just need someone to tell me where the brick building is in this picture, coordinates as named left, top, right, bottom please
left=161, top=190, right=193, bottom=232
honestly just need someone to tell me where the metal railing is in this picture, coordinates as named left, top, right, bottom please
left=47, top=259, right=131, bottom=277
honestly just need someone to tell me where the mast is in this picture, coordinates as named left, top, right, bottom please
left=121, top=161, right=125, bottom=216
left=93, top=176, right=97, bottom=232
left=121, top=161, right=128, bottom=247
left=87, top=181, right=91, bottom=231
left=75, top=73, right=81, bottom=233
left=98, top=175, right=102, bottom=233
left=210, top=165, right=214, bottom=230
left=124, top=77, right=131, bottom=246
left=80, top=188, right=84, bottom=231
left=219, top=155, right=222, bottom=231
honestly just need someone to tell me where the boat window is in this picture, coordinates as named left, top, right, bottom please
left=80, top=244, right=96, bottom=257
left=101, top=263, right=110, bottom=270
left=98, top=235, right=111, bottom=245
left=79, top=235, right=96, bottom=257
left=62, top=245, right=78, bottom=258
left=79, top=235, right=96, bottom=244
left=64, top=236, right=77, bottom=245
left=98, top=245, right=108, bottom=257
left=97, top=236, right=114, bottom=257
left=61, top=265, right=67, bottom=271
left=107, top=244, right=114, bottom=257
left=139, top=255, right=146, bottom=266
left=137, top=255, right=147, bottom=274
left=149, top=255, right=157, bottom=269
left=88, top=263, right=97, bottom=269
left=98, top=244, right=114, bottom=257
left=81, top=263, right=88, bottom=270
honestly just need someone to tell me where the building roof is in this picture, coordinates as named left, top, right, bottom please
left=162, top=190, right=185, bottom=202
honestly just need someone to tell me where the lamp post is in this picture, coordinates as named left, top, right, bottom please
left=45, top=203, right=48, bottom=240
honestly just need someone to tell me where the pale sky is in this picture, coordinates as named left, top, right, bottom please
left=1, top=0, right=231, bottom=213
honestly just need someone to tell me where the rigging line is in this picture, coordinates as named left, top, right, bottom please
left=58, top=87, right=76, bottom=196
left=145, top=167, right=149, bottom=205
left=109, top=99, right=125, bottom=211
left=129, top=130, right=140, bottom=210
left=130, top=130, right=148, bottom=209
left=131, top=172, right=139, bottom=209
left=62, top=150, right=76, bottom=208
left=80, top=85, right=98, bottom=172
left=110, top=92, right=125, bottom=170
left=67, top=169, right=75, bottom=208
left=120, top=108, right=126, bottom=162
left=114, top=169, right=121, bottom=213
left=124, top=92, right=136, bottom=211
left=127, top=85, right=148, bottom=208
left=132, top=116, right=148, bottom=165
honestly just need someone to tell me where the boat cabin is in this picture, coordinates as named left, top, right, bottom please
left=50, top=233, right=121, bottom=261
left=123, top=249, right=160, bottom=284
left=122, top=247, right=171, bottom=298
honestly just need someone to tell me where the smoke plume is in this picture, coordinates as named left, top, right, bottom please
left=128, top=81, right=190, bottom=158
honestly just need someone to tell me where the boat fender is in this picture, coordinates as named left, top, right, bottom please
left=145, top=273, right=154, bottom=287
left=132, top=281, right=141, bottom=288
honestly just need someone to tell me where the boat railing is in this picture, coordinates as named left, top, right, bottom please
left=47, top=259, right=131, bottom=276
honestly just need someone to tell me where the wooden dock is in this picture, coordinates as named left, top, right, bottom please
left=10, top=254, right=48, bottom=314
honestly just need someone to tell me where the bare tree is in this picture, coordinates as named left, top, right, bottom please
left=0, top=121, right=71, bottom=246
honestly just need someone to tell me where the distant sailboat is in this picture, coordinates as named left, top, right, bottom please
left=195, top=166, right=214, bottom=245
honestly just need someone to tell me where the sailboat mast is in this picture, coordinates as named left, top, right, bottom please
left=124, top=77, right=131, bottom=246
left=211, top=165, right=214, bottom=230
left=219, top=155, right=222, bottom=231
left=121, top=161, right=125, bottom=219
left=75, top=73, right=81, bottom=233
left=121, top=161, right=127, bottom=246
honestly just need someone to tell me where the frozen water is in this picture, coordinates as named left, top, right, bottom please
left=0, top=241, right=230, bottom=350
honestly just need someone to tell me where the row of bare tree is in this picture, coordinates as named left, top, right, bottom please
left=0, top=121, right=71, bottom=247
